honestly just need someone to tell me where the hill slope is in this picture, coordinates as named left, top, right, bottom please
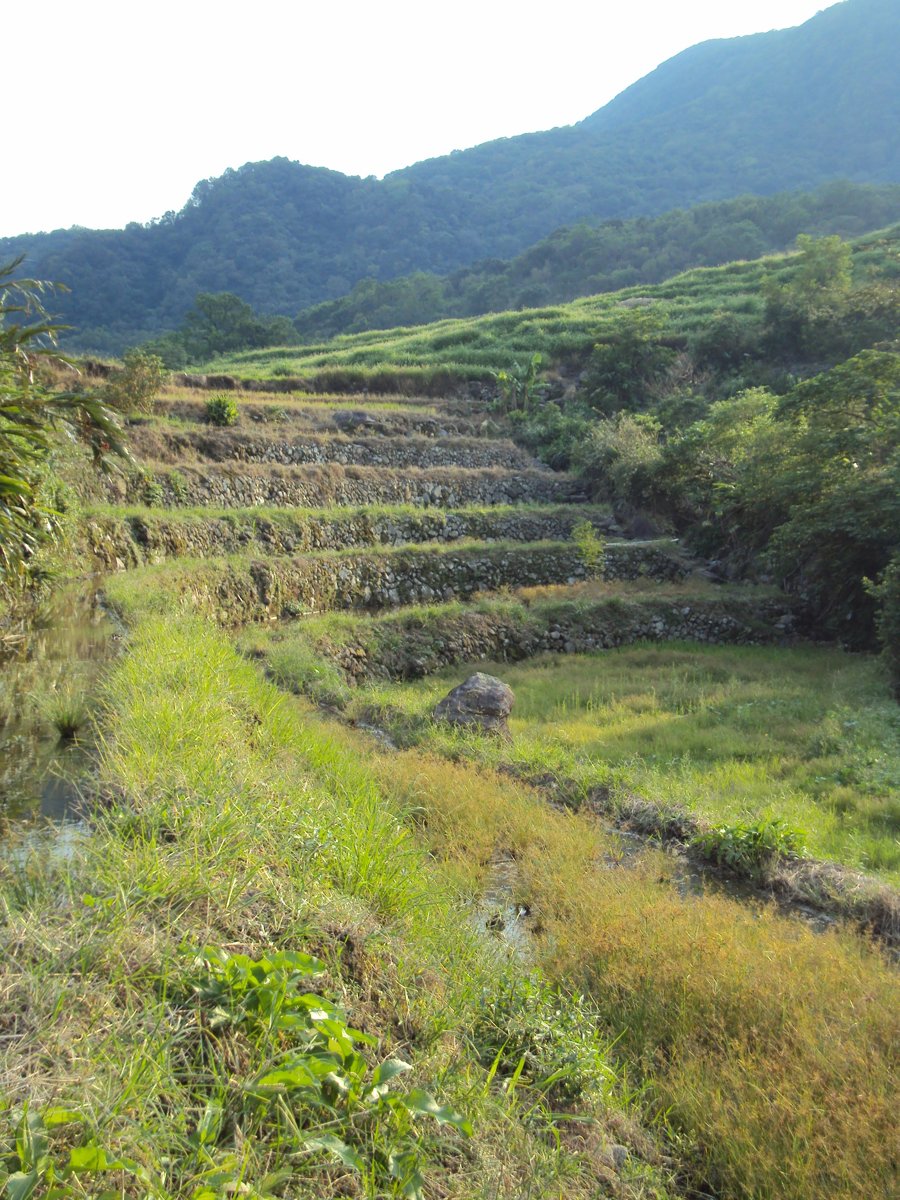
left=2, top=0, right=897, bottom=350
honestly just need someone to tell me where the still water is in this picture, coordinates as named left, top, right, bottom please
left=0, top=589, right=117, bottom=828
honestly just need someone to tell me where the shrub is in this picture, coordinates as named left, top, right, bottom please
left=571, top=519, right=606, bottom=578
left=691, top=817, right=806, bottom=878
left=869, top=552, right=900, bottom=700
left=104, top=348, right=167, bottom=414
left=141, top=474, right=164, bottom=507
left=168, top=470, right=188, bottom=504
left=575, top=412, right=663, bottom=506
left=204, top=393, right=239, bottom=426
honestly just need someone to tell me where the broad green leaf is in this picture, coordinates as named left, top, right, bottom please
left=302, top=1135, right=364, bottom=1172
left=39, top=1110, right=82, bottom=1130
left=367, top=1059, right=411, bottom=1099
left=388, top=1150, right=425, bottom=1200
left=253, top=1063, right=319, bottom=1091
left=66, top=1145, right=123, bottom=1172
left=403, top=1090, right=473, bottom=1136
left=4, top=1171, right=39, bottom=1200
left=15, top=1113, right=46, bottom=1172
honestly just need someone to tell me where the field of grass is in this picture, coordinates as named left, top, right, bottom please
left=199, top=225, right=898, bottom=382
left=2, top=618, right=673, bottom=1200
left=293, top=642, right=900, bottom=879
left=3, top=617, right=896, bottom=1200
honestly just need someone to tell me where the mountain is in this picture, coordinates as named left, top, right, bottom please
left=2, top=0, right=897, bottom=352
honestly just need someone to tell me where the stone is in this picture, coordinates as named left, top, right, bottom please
left=433, top=672, right=514, bottom=738
left=610, top=1145, right=629, bottom=1171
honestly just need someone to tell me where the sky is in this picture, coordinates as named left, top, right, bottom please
left=3, top=0, right=838, bottom=237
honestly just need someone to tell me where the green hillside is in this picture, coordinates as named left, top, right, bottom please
left=204, top=222, right=900, bottom=385
left=1, top=0, right=897, bottom=352
left=292, top=182, right=900, bottom=339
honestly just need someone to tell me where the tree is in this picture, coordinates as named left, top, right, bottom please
left=0, top=258, right=127, bottom=588
left=102, top=347, right=167, bottom=413
left=181, top=292, right=271, bottom=360
left=583, top=307, right=675, bottom=414
left=763, top=233, right=853, bottom=355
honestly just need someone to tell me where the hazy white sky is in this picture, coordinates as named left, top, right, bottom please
left=3, top=0, right=837, bottom=236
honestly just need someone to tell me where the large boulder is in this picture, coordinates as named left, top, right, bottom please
left=433, top=673, right=514, bottom=737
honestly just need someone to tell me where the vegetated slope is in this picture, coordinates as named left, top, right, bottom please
left=206, top=221, right=900, bottom=384
left=2, top=0, right=897, bottom=351
left=294, top=182, right=900, bottom=338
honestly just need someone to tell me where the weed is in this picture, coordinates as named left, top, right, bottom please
left=205, top=394, right=239, bottom=426
left=168, top=469, right=188, bottom=504
left=37, top=681, right=89, bottom=740
left=141, top=473, right=164, bottom=506
left=691, top=817, right=807, bottom=877
left=571, top=518, right=607, bottom=578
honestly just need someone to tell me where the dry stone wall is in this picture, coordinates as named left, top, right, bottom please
left=82, top=506, right=618, bottom=568
left=320, top=595, right=799, bottom=683
left=128, top=429, right=537, bottom=470
left=146, top=542, right=689, bottom=624
left=151, top=402, right=480, bottom=439
left=99, top=464, right=586, bottom=509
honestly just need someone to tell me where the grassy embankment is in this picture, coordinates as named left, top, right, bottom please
left=198, top=224, right=899, bottom=387
left=2, top=617, right=667, bottom=1200
left=3, top=615, right=897, bottom=1200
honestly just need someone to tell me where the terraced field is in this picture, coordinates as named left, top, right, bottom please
left=6, top=382, right=898, bottom=1200
left=74, top=382, right=900, bottom=909
left=89, top=389, right=779, bottom=627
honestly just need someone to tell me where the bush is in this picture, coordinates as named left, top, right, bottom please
left=692, top=817, right=806, bottom=879
left=575, top=412, right=663, bottom=506
left=204, top=393, right=239, bottom=426
left=103, top=348, right=166, bottom=414
left=571, top=519, right=606, bottom=578
left=141, top=474, right=164, bottom=506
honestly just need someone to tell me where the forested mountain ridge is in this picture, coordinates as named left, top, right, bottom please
left=2, top=0, right=897, bottom=352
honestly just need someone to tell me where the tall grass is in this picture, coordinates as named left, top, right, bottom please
left=318, top=717, right=900, bottom=1200
left=320, top=643, right=900, bottom=878
left=0, top=619, right=676, bottom=1199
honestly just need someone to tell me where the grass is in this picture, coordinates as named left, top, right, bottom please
left=326, top=715, right=899, bottom=1200
left=4, top=616, right=898, bottom=1200
left=296, top=642, right=899, bottom=879
left=160, top=387, right=441, bottom=413
left=195, top=226, right=898, bottom=384
left=82, top=500, right=611, bottom=526
left=102, top=539, right=683, bottom=627
left=2, top=618, right=674, bottom=1199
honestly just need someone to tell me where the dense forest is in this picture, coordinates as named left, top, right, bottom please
left=1, top=0, right=897, bottom=352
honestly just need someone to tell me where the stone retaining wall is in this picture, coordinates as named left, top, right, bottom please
left=119, top=543, right=688, bottom=623
left=129, top=429, right=535, bottom=471
left=153, top=401, right=479, bottom=439
left=99, top=464, right=586, bottom=510
left=316, top=595, right=798, bottom=682
left=83, top=506, right=618, bottom=568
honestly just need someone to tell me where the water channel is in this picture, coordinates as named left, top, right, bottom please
left=0, top=588, right=117, bottom=832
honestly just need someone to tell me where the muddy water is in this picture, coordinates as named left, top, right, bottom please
left=0, top=589, right=117, bottom=828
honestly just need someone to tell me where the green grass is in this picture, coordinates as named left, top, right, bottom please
left=332, top=643, right=900, bottom=878
left=5, top=615, right=898, bottom=1200
left=82, top=500, right=610, bottom=526
left=198, top=226, right=898, bottom=382
left=1, top=618, right=669, bottom=1200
